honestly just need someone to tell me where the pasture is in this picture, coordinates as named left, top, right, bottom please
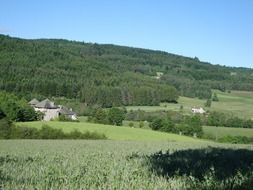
left=126, top=90, right=253, bottom=119
left=203, top=126, right=253, bottom=139
left=1, top=140, right=253, bottom=190
left=16, top=121, right=200, bottom=142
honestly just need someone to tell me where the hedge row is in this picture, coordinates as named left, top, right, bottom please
left=0, top=118, right=107, bottom=140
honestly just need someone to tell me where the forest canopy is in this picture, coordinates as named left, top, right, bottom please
left=0, top=35, right=253, bottom=106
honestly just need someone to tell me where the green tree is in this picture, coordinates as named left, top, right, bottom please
left=107, top=108, right=125, bottom=126
left=93, top=108, right=108, bottom=124
left=160, top=118, right=175, bottom=132
left=0, top=91, right=38, bottom=121
left=150, top=118, right=163, bottom=130
left=205, top=99, right=212, bottom=107
left=212, top=92, right=219, bottom=101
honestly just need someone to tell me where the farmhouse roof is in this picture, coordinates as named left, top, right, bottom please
left=35, top=99, right=58, bottom=109
left=28, top=98, right=40, bottom=105
left=59, top=107, right=76, bottom=115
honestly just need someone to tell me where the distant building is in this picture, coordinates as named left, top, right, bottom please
left=29, top=98, right=77, bottom=121
left=154, top=72, right=164, bottom=79
left=59, top=106, right=77, bottom=120
left=191, top=107, right=206, bottom=114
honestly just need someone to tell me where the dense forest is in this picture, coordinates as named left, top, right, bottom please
left=0, top=34, right=253, bottom=107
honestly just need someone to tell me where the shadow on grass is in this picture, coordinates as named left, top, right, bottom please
left=147, top=147, right=253, bottom=181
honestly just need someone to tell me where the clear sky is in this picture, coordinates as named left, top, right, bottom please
left=0, top=0, right=253, bottom=68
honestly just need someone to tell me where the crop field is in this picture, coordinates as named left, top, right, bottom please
left=126, top=90, right=253, bottom=119
left=16, top=121, right=200, bottom=142
left=1, top=140, right=253, bottom=190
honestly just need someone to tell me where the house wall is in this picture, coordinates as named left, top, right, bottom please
left=35, top=108, right=60, bottom=121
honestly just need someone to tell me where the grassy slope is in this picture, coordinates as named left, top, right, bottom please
left=126, top=90, right=253, bottom=119
left=203, top=126, right=253, bottom=138
left=16, top=121, right=202, bottom=142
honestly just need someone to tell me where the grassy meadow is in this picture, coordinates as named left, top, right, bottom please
left=16, top=121, right=201, bottom=142
left=203, top=125, right=253, bottom=139
left=2, top=90, right=253, bottom=189
left=126, top=90, right=253, bottom=119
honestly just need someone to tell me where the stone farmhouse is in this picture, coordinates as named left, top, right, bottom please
left=29, top=98, right=77, bottom=121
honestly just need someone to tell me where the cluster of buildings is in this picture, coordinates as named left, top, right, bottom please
left=28, top=97, right=205, bottom=121
left=29, top=98, right=77, bottom=121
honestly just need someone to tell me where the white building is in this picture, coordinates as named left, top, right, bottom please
left=29, top=98, right=77, bottom=121
left=191, top=107, right=206, bottom=114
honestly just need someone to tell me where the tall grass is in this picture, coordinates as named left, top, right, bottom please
left=0, top=140, right=252, bottom=189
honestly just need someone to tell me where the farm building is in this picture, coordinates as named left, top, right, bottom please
left=191, top=107, right=206, bottom=114
left=29, top=98, right=77, bottom=121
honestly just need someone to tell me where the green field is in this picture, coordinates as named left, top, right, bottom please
left=16, top=121, right=201, bottom=142
left=203, top=126, right=253, bottom=139
left=5, top=90, right=253, bottom=189
left=126, top=90, right=253, bottom=119
left=1, top=140, right=253, bottom=189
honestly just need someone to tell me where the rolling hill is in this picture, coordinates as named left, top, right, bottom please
left=1, top=34, right=253, bottom=107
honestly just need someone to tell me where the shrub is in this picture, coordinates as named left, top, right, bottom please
left=107, top=107, right=125, bottom=126
left=0, top=124, right=107, bottom=140
left=68, top=129, right=83, bottom=139
left=93, top=108, right=108, bottom=124
left=128, top=122, right=134, bottom=127
left=16, top=106, right=38, bottom=122
left=150, top=118, right=163, bottom=130
left=0, top=92, right=38, bottom=121
left=218, top=136, right=251, bottom=144
left=139, top=121, right=144, bottom=128
left=0, top=118, right=13, bottom=139
left=39, top=125, right=66, bottom=139
left=58, top=115, right=79, bottom=122
left=205, top=99, right=212, bottom=107
left=212, top=92, right=219, bottom=101
left=177, top=124, right=203, bottom=137
left=12, top=126, right=40, bottom=139
left=160, top=118, right=175, bottom=133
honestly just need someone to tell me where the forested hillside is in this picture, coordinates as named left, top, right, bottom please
left=0, top=34, right=253, bottom=107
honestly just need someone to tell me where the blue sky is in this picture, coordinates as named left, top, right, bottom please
left=0, top=0, right=253, bottom=68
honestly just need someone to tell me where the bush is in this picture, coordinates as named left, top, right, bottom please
left=150, top=118, right=163, bottom=130
left=12, top=126, right=40, bottom=139
left=206, top=111, right=253, bottom=128
left=205, top=99, right=212, bottom=107
left=107, top=107, right=125, bottom=126
left=207, top=111, right=226, bottom=126
left=0, top=118, right=13, bottom=139
left=218, top=136, right=251, bottom=144
left=139, top=121, right=144, bottom=128
left=93, top=108, right=108, bottom=124
left=0, top=123, right=107, bottom=140
left=212, top=92, right=219, bottom=101
left=177, top=123, right=203, bottom=137
left=39, top=125, right=66, bottom=139
left=128, top=122, right=134, bottom=127
left=0, top=92, right=38, bottom=121
left=16, top=106, right=38, bottom=122
left=160, top=118, right=175, bottom=133
left=58, top=114, right=79, bottom=122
